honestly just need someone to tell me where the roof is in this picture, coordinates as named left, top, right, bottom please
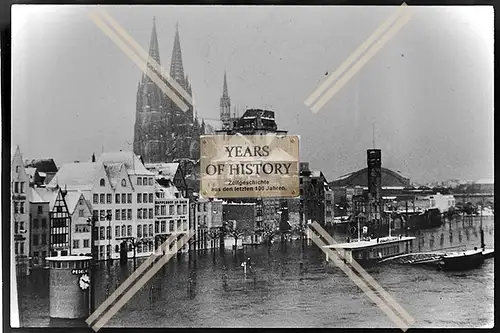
left=25, top=167, right=37, bottom=180
left=324, top=236, right=416, bottom=250
left=48, top=162, right=96, bottom=190
left=145, top=163, right=179, bottom=180
left=35, top=187, right=60, bottom=209
left=477, top=179, right=494, bottom=185
left=64, top=191, right=87, bottom=215
left=96, top=151, right=153, bottom=176
left=103, top=163, right=124, bottom=189
left=28, top=187, right=48, bottom=203
left=25, top=158, right=58, bottom=173
left=155, top=183, right=182, bottom=199
left=203, top=119, right=223, bottom=134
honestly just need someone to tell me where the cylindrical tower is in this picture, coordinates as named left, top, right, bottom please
left=47, top=256, right=92, bottom=319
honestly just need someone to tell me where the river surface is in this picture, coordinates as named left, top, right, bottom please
left=18, top=216, right=494, bottom=328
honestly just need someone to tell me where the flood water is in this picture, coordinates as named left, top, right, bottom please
left=18, top=216, right=494, bottom=328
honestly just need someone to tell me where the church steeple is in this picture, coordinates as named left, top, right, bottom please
left=170, top=22, right=185, bottom=87
left=148, top=16, right=161, bottom=65
left=220, top=70, right=231, bottom=127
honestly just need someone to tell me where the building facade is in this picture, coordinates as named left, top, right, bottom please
left=65, top=192, right=93, bottom=256
left=11, top=146, right=30, bottom=276
left=28, top=188, right=50, bottom=268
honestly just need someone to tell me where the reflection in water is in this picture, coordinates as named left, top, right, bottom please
left=18, top=216, right=494, bottom=328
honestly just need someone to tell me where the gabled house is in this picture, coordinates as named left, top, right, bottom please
left=11, top=146, right=30, bottom=276
left=64, top=191, right=92, bottom=256
left=28, top=187, right=50, bottom=268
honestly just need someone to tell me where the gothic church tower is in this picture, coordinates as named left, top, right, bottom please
left=220, top=71, right=231, bottom=129
left=134, top=19, right=201, bottom=163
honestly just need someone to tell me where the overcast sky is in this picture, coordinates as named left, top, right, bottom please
left=12, top=5, right=493, bottom=184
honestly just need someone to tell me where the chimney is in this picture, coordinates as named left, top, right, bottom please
left=92, top=153, right=96, bottom=162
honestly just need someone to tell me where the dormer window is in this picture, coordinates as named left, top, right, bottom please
left=121, top=179, right=127, bottom=187
left=100, top=179, right=106, bottom=187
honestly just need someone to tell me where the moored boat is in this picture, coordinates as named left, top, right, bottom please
left=438, top=248, right=484, bottom=271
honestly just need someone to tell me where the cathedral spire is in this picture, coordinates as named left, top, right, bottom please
left=220, top=70, right=231, bottom=126
left=170, top=22, right=185, bottom=86
left=222, top=70, right=229, bottom=98
left=148, top=16, right=161, bottom=65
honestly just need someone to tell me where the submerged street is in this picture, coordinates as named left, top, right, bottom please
left=19, top=216, right=494, bottom=328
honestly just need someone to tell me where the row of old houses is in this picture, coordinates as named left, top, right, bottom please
left=12, top=144, right=336, bottom=276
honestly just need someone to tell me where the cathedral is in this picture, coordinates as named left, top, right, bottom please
left=134, top=18, right=205, bottom=163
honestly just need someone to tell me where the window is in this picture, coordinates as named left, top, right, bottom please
left=169, top=205, right=174, bottom=215
left=20, top=202, right=25, bottom=214
left=100, top=179, right=106, bottom=187
left=127, top=225, right=132, bottom=236
left=107, top=194, right=112, bottom=204
left=155, top=205, right=159, bottom=216
left=106, top=226, right=111, bottom=239
left=149, top=208, right=153, bottom=219
left=15, top=242, right=19, bottom=254
left=137, top=209, right=142, bottom=219
left=14, top=202, right=19, bottom=214
left=100, top=227, right=105, bottom=240
left=14, top=182, right=19, bottom=193
left=106, top=209, right=111, bottom=220
left=161, top=205, right=166, bottom=216
left=33, top=219, right=39, bottom=229
left=121, top=193, right=126, bottom=203
left=41, top=234, right=47, bottom=245
left=177, top=205, right=182, bottom=215
left=149, top=193, right=154, bottom=203
left=149, top=224, right=153, bottom=237
left=143, top=193, right=148, bottom=203
left=38, top=206, right=43, bottom=214
left=127, top=209, right=132, bottom=220
left=183, top=205, right=187, bottom=215
left=16, top=166, right=19, bottom=173
left=100, top=194, right=105, bottom=204
left=143, top=225, right=148, bottom=237
left=161, top=221, right=166, bottom=233
left=115, top=226, right=120, bottom=238
left=137, top=177, right=142, bottom=186
left=100, top=210, right=105, bottom=221
left=155, top=221, right=159, bottom=233
left=116, top=194, right=120, bottom=204
left=127, top=194, right=132, bottom=203
left=20, top=181, right=25, bottom=193
left=177, top=220, right=182, bottom=230
left=79, top=209, right=84, bottom=217
left=116, top=209, right=121, bottom=220
left=137, top=225, right=142, bottom=237
left=204, top=216, right=207, bottom=224
left=149, top=178, right=153, bottom=186
left=33, top=235, right=39, bottom=245
left=137, top=193, right=142, bottom=203
left=121, top=179, right=127, bottom=187
left=73, top=240, right=80, bottom=248
left=121, top=209, right=127, bottom=220
left=20, top=221, right=25, bottom=231
left=20, top=242, right=25, bottom=255
left=143, top=177, right=147, bottom=185
left=169, top=220, right=174, bottom=232
left=204, top=203, right=207, bottom=212
left=84, top=239, right=90, bottom=248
